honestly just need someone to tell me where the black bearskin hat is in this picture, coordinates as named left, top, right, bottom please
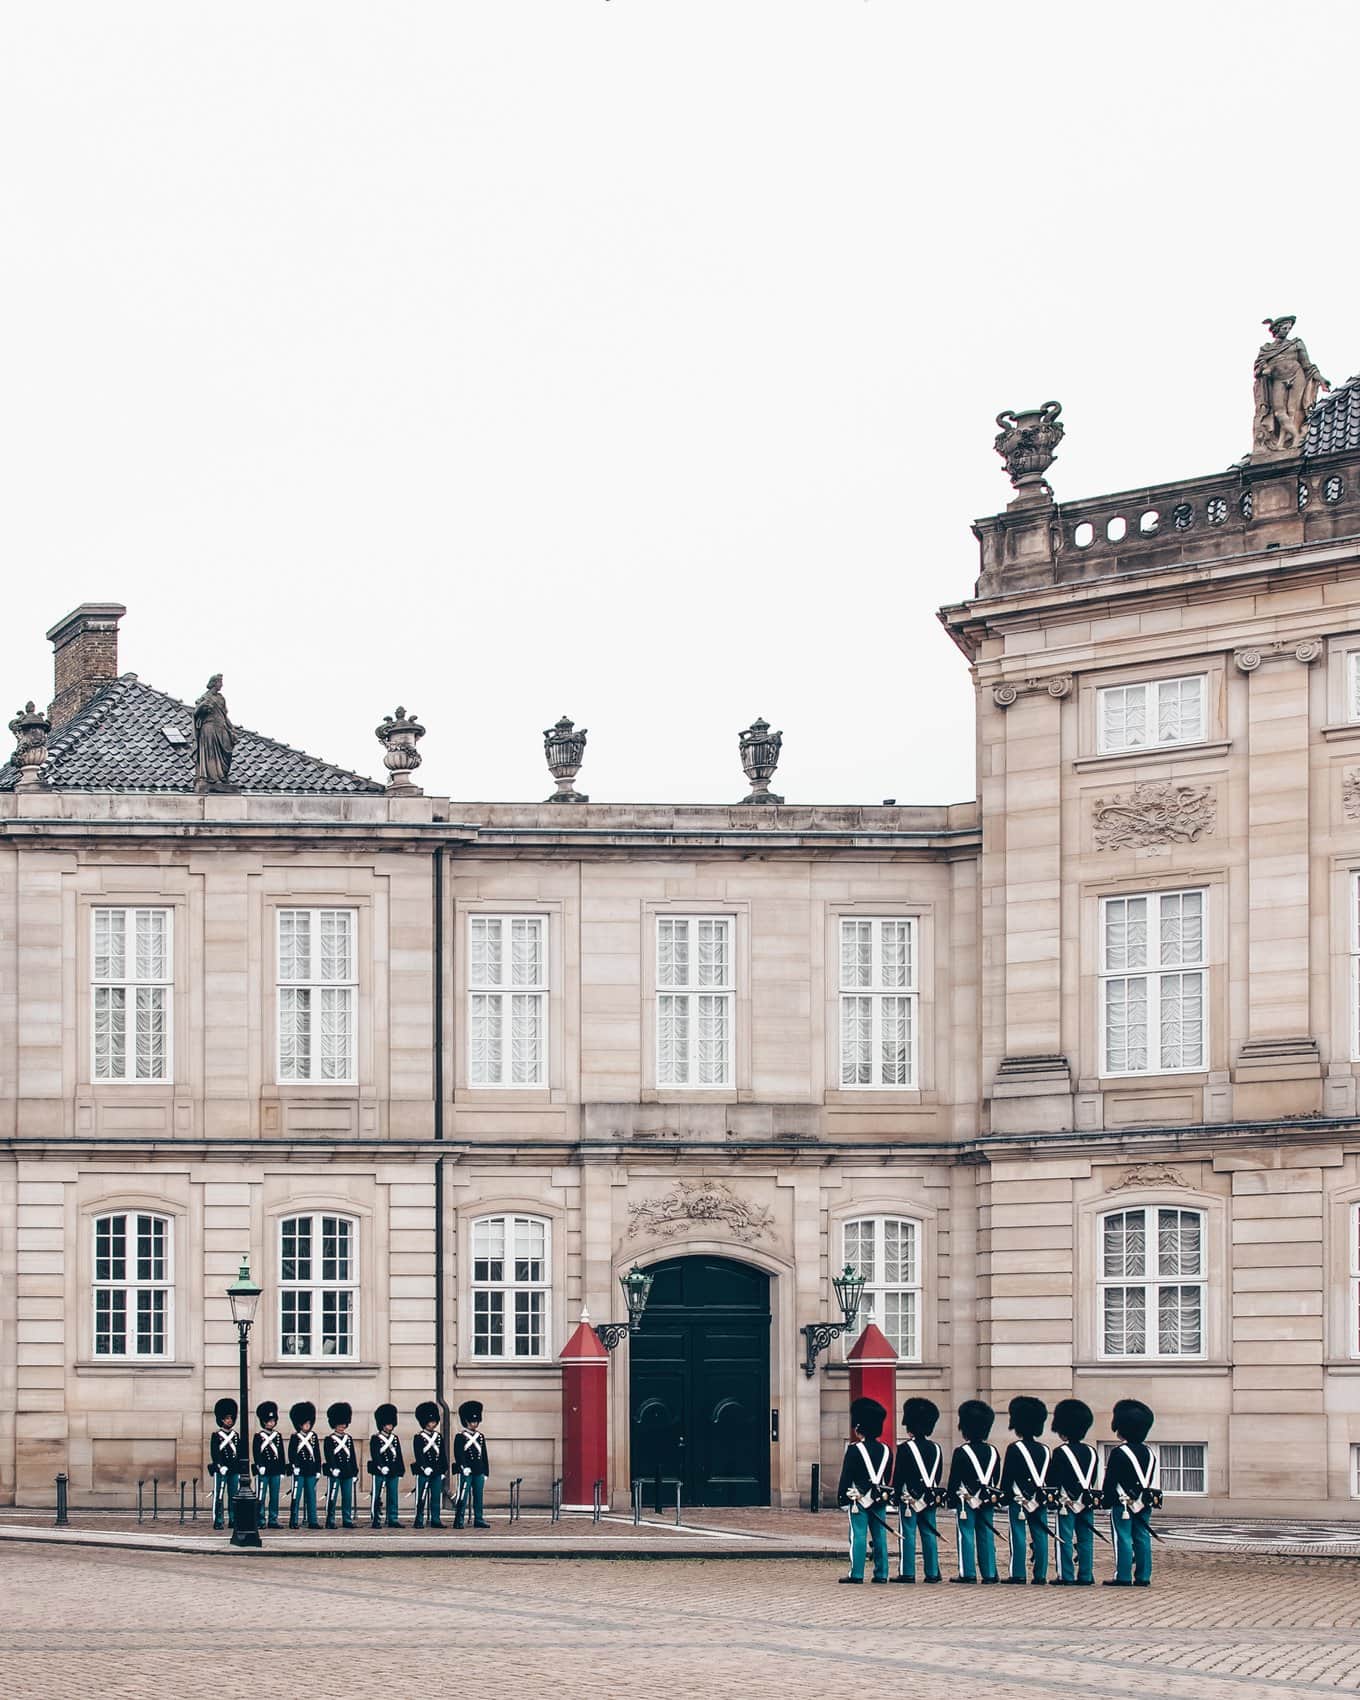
left=1053, top=1398, right=1093, bottom=1442
left=256, top=1400, right=278, bottom=1426
left=1007, top=1395, right=1048, bottom=1439
left=374, top=1402, right=398, bottom=1429
left=213, top=1397, right=238, bottom=1425
left=458, top=1400, right=484, bottom=1427
left=958, top=1400, right=994, bottom=1443
left=327, top=1401, right=352, bottom=1428
left=849, top=1396, right=887, bottom=1441
left=289, top=1400, right=316, bottom=1429
left=415, top=1400, right=441, bottom=1427
left=1112, top=1398, right=1154, bottom=1444
left=901, top=1397, right=939, bottom=1437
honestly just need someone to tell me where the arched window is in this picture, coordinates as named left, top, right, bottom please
left=842, top=1216, right=922, bottom=1361
left=1098, top=1206, right=1204, bottom=1358
left=279, top=1213, right=358, bottom=1358
left=93, top=1212, right=173, bottom=1358
left=471, top=1214, right=551, bottom=1360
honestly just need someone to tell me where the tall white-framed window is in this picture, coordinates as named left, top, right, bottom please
left=1097, top=674, right=1206, bottom=753
left=277, top=908, right=357, bottom=1084
left=1098, top=1205, right=1205, bottom=1359
left=92, top=1212, right=173, bottom=1358
left=1352, top=1444, right=1360, bottom=1498
left=656, top=916, right=733, bottom=1087
left=1101, top=1441, right=1205, bottom=1494
left=279, top=1213, right=358, bottom=1358
left=92, top=907, right=172, bottom=1083
left=1350, top=879, right=1360, bottom=1064
left=839, top=917, right=917, bottom=1087
left=842, top=1216, right=922, bottom=1360
left=468, top=915, right=547, bottom=1087
left=1100, top=889, right=1206, bottom=1075
left=1350, top=1203, right=1360, bottom=1357
left=470, top=1214, right=551, bottom=1360
left=1348, top=652, right=1360, bottom=723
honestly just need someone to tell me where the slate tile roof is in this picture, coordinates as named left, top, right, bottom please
left=1304, top=374, right=1360, bottom=458
left=0, top=675, right=385, bottom=794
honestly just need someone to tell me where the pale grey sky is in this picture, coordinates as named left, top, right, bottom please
left=3, top=1, right=1357, bottom=805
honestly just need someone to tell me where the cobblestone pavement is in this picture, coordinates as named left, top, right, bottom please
left=6, top=1544, right=1360, bottom=1700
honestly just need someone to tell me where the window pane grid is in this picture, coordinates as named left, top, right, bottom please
left=656, top=918, right=733, bottom=1087
left=1098, top=675, right=1206, bottom=753
left=468, top=917, right=547, bottom=1086
left=842, top=1216, right=922, bottom=1361
left=91, top=908, right=172, bottom=1082
left=279, top=1213, right=357, bottom=1358
left=1099, top=1206, right=1205, bottom=1360
left=277, top=910, right=356, bottom=1083
left=471, top=1214, right=550, bottom=1360
left=1101, top=890, right=1206, bottom=1075
left=92, top=1213, right=172, bottom=1358
left=838, top=919, right=918, bottom=1087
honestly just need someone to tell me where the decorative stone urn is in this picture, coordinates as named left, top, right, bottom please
left=738, top=717, right=783, bottom=804
left=8, top=701, right=51, bottom=789
left=544, top=715, right=588, bottom=802
left=374, top=707, right=425, bottom=792
left=993, top=401, right=1064, bottom=505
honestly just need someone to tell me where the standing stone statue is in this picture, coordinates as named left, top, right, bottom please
left=193, top=674, right=237, bottom=793
left=1253, top=316, right=1328, bottom=456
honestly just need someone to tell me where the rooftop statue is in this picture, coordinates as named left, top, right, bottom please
left=193, top=674, right=236, bottom=793
left=1253, top=316, right=1329, bottom=457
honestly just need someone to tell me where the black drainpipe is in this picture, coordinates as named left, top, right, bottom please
left=432, top=844, right=449, bottom=1438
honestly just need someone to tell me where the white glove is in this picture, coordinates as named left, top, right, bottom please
left=217, top=1466, right=228, bottom=1477
left=380, top=1467, right=389, bottom=1476
left=330, top=1469, right=340, bottom=1478
left=461, top=1468, right=471, bottom=1478
left=423, top=1468, right=432, bottom=1477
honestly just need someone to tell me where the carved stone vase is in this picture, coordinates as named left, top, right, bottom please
left=8, top=701, right=51, bottom=789
left=738, top=717, right=783, bottom=804
left=994, top=401, right=1064, bottom=505
left=375, top=707, right=425, bottom=792
left=544, top=716, right=588, bottom=802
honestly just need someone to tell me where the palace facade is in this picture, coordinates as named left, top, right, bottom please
left=4, top=343, right=1360, bottom=1514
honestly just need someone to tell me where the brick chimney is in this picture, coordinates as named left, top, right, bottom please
left=47, top=603, right=127, bottom=730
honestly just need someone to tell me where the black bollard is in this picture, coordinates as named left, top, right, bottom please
left=810, top=1462, right=821, bottom=1513
left=55, top=1473, right=68, bottom=1527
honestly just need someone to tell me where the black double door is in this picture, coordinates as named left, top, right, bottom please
left=628, top=1255, right=771, bottom=1507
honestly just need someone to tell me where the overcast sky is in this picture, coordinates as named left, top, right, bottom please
left=3, top=2, right=1358, bottom=806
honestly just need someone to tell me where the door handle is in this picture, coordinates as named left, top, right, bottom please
left=677, top=1434, right=685, bottom=1449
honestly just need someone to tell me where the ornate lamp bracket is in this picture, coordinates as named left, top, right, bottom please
left=800, top=1264, right=866, bottom=1378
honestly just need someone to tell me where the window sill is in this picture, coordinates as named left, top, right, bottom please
left=258, top=1361, right=382, bottom=1376
left=1098, top=1070, right=1209, bottom=1087
left=642, top=1089, right=739, bottom=1103
left=1324, top=1361, right=1360, bottom=1375
left=456, top=1361, right=562, bottom=1378
left=824, top=1362, right=941, bottom=1377
left=454, top=1089, right=553, bottom=1106
left=825, top=1089, right=926, bottom=1105
left=1073, top=1360, right=1230, bottom=1376
left=1073, top=740, right=1230, bottom=772
left=1320, top=724, right=1360, bottom=742
left=75, top=1360, right=193, bottom=1376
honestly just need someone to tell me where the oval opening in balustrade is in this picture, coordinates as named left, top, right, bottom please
left=1074, top=522, right=1095, bottom=548
left=1139, top=510, right=1160, bottom=535
left=1106, top=516, right=1127, bottom=543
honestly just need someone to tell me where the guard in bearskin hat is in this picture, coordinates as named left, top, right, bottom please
left=1103, top=1399, right=1159, bottom=1587
left=453, top=1399, right=491, bottom=1529
left=288, top=1399, right=322, bottom=1529
left=411, top=1399, right=447, bottom=1528
left=367, top=1402, right=405, bottom=1528
left=1050, top=1398, right=1101, bottom=1585
left=892, top=1397, right=944, bottom=1583
left=946, top=1400, right=1001, bottom=1583
left=252, top=1400, right=286, bottom=1529
left=835, top=1395, right=892, bottom=1584
left=209, top=1397, right=242, bottom=1530
left=323, top=1401, right=360, bottom=1529
left=1001, top=1396, right=1053, bottom=1583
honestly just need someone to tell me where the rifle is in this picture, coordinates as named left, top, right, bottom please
left=1061, top=1490, right=1111, bottom=1545
left=1012, top=1484, right=1058, bottom=1543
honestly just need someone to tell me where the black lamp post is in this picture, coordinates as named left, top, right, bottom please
left=227, top=1255, right=264, bottom=1548
left=800, top=1264, right=867, bottom=1378
left=593, top=1264, right=655, bottom=1352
